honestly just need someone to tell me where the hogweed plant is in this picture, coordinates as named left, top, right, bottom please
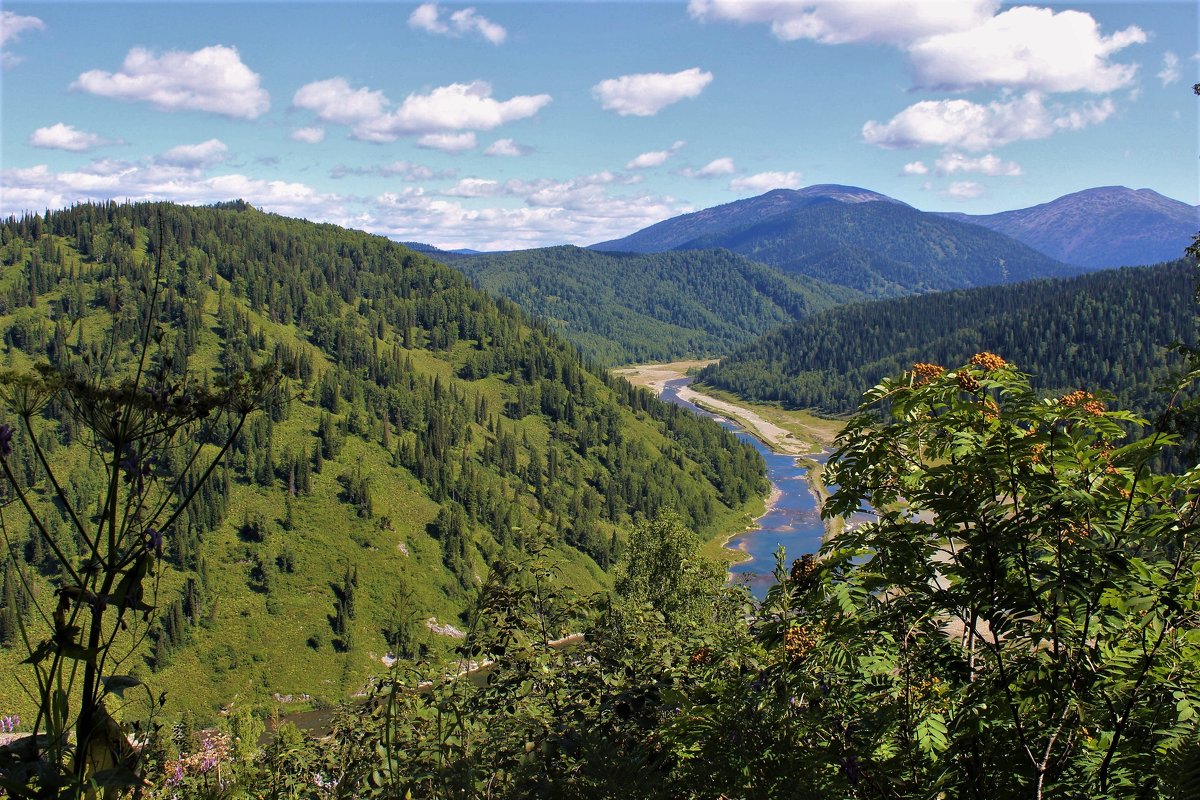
left=0, top=220, right=276, bottom=798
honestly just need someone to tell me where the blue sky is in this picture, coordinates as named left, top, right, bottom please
left=1, top=1, right=1196, bottom=249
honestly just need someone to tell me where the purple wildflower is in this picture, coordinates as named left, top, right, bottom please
left=0, top=714, right=19, bottom=733
left=146, top=527, right=164, bottom=558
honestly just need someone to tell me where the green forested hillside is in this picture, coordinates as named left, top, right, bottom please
left=699, top=260, right=1197, bottom=415
left=455, top=246, right=861, bottom=364
left=0, top=201, right=766, bottom=715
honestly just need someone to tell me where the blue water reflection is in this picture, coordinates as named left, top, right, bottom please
left=658, top=378, right=829, bottom=599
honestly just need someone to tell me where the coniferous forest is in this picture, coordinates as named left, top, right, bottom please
left=0, top=201, right=765, bottom=720
left=0, top=201, right=1197, bottom=799
left=699, top=259, right=1197, bottom=417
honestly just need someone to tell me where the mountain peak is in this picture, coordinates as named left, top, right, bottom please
left=944, top=186, right=1198, bottom=268
left=592, top=184, right=903, bottom=253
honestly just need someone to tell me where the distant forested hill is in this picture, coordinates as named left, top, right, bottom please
left=456, top=245, right=862, bottom=364
left=699, top=260, right=1196, bottom=416
left=0, top=201, right=766, bottom=713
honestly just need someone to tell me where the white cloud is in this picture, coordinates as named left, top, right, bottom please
left=0, top=159, right=688, bottom=252
left=293, top=78, right=551, bottom=142
left=73, top=45, right=269, bottom=119
left=1158, top=52, right=1181, bottom=87
left=592, top=68, right=712, bottom=117
left=484, top=138, right=532, bottom=157
left=863, top=92, right=1115, bottom=151
left=1, top=10, right=45, bottom=67
left=934, top=152, right=1021, bottom=177
left=0, top=11, right=44, bottom=46
left=29, top=123, right=114, bottom=153
left=417, top=132, right=477, bottom=152
left=945, top=181, right=985, bottom=200
left=908, top=7, right=1145, bottom=93
left=290, top=126, right=326, bottom=144
left=692, top=2, right=1145, bottom=104
left=292, top=78, right=388, bottom=126
left=689, top=0, right=996, bottom=46
left=901, top=161, right=929, bottom=176
left=729, top=171, right=803, bottom=193
left=443, top=178, right=502, bottom=197
left=626, top=140, right=686, bottom=169
left=409, top=3, right=507, bottom=45
left=681, top=157, right=736, bottom=178
left=159, top=139, right=229, bottom=168
left=0, top=160, right=343, bottom=223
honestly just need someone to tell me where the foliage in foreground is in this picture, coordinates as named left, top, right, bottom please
left=112, top=355, right=1200, bottom=800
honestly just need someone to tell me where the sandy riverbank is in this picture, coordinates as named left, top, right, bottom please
left=613, top=361, right=816, bottom=456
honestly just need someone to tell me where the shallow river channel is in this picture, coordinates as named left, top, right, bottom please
left=658, top=377, right=831, bottom=599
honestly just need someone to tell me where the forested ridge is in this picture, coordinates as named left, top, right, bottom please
left=456, top=245, right=860, bottom=364
left=700, top=259, right=1197, bottom=416
left=0, top=201, right=766, bottom=713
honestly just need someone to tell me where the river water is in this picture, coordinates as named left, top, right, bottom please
left=659, top=377, right=833, bottom=598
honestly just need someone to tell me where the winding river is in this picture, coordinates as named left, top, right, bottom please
left=659, top=377, right=831, bottom=598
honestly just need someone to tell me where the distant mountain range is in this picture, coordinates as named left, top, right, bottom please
left=939, top=186, right=1199, bottom=269
left=594, top=185, right=1077, bottom=298
left=594, top=184, right=1197, bottom=275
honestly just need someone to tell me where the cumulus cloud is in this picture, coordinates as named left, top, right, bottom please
left=29, top=123, right=114, bottom=153
left=73, top=45, right=269, bottom=119
left=409, top=3, right=507, bottom=45
left=863, top=92, right=1114, bottom=151
left=290, top=126, right=326, bottom=144
left=592, top=68, right=712, bottom=116
left=0, top=158, right=688, bottom=251
left=443, top=178, right=502, bottom=197
left=729, top=171, right=803, bottom=193
left=691, top=2, right=1146, bottom=107
left=158, top=139, right=229, bottom=168
left=1, top=10, right=45, bottom=67
left=484, top=138, right=532, bottom=157
left=417, top=132, right=477, bottom=152
left=901, top=161, right=929, bottom=176
left=934, top=152, right=1021, bottom=177
left=688, top=0, right=995, bottom=46
left=0, top=160, right=342, bottom=223
left=626, top=140, right=687, bottom=169
left=681, top=157, right=736, bottom=178
left=945, top=181, right=985, bottom=200
left=1158, top=52, right=1181, bottom=86
left=293, top=78, right=551, bottom=142
left=908, top=7, right=1145, bottom=93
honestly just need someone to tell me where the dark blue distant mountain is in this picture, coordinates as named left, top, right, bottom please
left=593, top=186, right=1076, bottom=298
left=940, top=187, right=1199, bottom=269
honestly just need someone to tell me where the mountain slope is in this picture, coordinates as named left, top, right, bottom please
left=940, top=186, right=1200, bottom=268
left=456, top=246, right=863, bottom=364
left=0, top=201, right=767, bottom=715
left=699, top=260, right=1196, bottom=416
left=591, top=185, right=903, bottom=253
left=675, top=199, right=1078, bottom=297
left=592, top=187, right=1078, bottom=298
